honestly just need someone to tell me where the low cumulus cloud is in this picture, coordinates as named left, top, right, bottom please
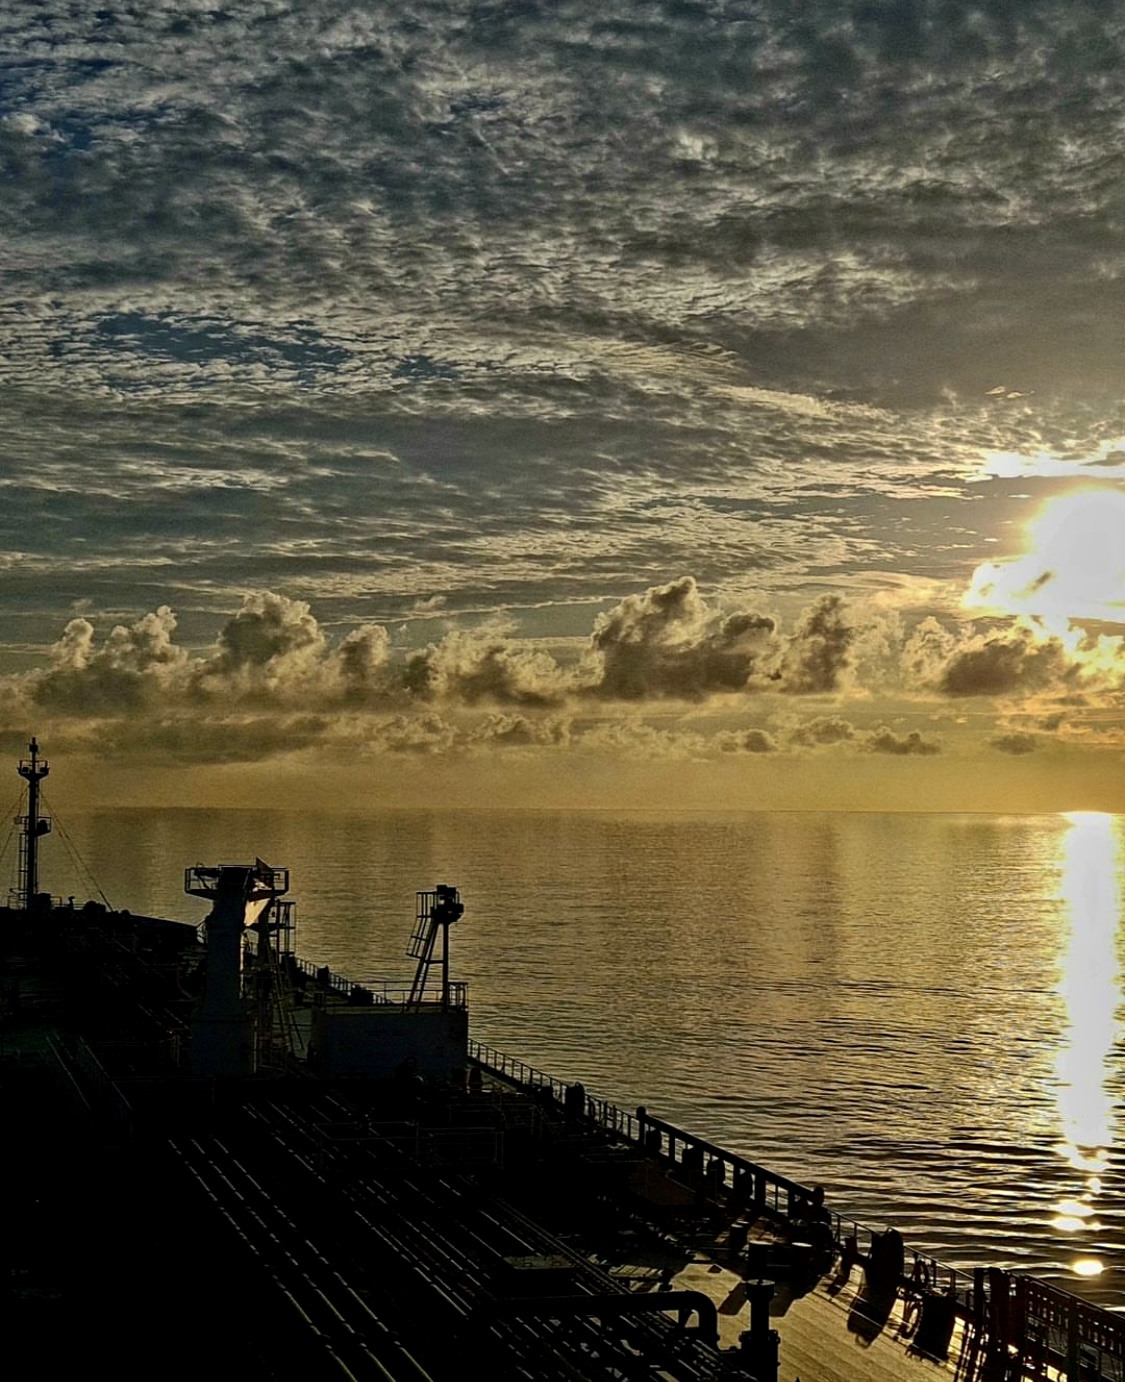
left=991, top=731, right=1040, bottom=755
left=35, top=606, right=187, bottom=713
left=190, top=593, right=332, bottom=702
left=23, top=580, right=819, bottom=723
left=584, top=576, right=777, bottom=700
left=715, top=728, right=777, bottom=754
left=405, top=626, right=570, bottom=706
left=902, top=617, right=1088, bottom=698
left=788, top=715, right=856, bottom=747
left=940, top=636, right=1073, bottom=699
left=575, top=718, right=710, bottom=760
left=581, top=579, right=860, bottom=699
left=866, top=726, right=941, bottom=756
left=367, top=713, right=459, bottom=755
left=93, top=714, right=333, bottom=766
left=466, top=713, right=572, bottom=748
left=776, top=595, right=856, bottom=694
left=336, top=625, right=395, bottom=700
left=5, top=576, right=1118, bottom=770
left=32, top=593, right=398, bottom=713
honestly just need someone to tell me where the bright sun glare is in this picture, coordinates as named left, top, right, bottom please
left=1048, top=812, right=1123, bottom=1288
left=963, top=488, right=1125, bottom=630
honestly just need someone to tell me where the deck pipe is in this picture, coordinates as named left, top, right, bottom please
left=739, top=1278, right=779, bottom=1382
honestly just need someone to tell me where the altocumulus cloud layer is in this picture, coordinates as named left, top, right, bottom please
left=1, top=3, right=1124, bottom=796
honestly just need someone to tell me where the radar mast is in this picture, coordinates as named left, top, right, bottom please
left=16, top=736, right=51, bottom=911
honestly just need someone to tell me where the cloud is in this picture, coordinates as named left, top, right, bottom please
left=901, top=617, right=958, bottom=688
left=92, top=713, right=333, bottom=765
left=367, top=713, right=458, bottom=755
left=467, top=713, right=571, bottom=748
left=25, top=593, right=397, bottom=716
left=4, top=1, right=1125, bottom=825
left=991, top=731, right=1040, bottom=755
left=405, top=626, right=571, bottom=706
left=335, top=624, right=395, bottom=700
left=4, top=577, right=1120, bottom=786
left=788, top=715, right=856, bottom=747
left=575, top=717, right=710, bottom=761
left=192, top=592, right=327, bottom=699
left=902, top=616, right=1082, bottom=698
left=33, top=606, right=187, bottom=713
left=20, top=581, right=809, bottom=721
left=938, top=631, right=1075, bottom=698
left=774, top=595, right=856, bottom=694
left=584, top=576, right=777, bottom=700
left=866, top=726, right=941, bottom=756
left=715, top=727, right=777, bottom=754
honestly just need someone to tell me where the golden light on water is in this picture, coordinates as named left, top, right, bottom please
left=1052, top=813, right=1123, bottom=1251
left=1073, top=1258, right=1105, bottom=1278
left=1051, top=1198, right=1100, bottom=1235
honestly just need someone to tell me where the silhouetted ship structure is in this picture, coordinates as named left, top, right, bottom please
left=1, top=738, right=1120, bottom=1381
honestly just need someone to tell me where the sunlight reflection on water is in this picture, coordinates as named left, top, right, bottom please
left=1051, top=813, right=1123, bottom=1281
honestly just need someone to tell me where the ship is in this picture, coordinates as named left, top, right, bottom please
left=1, top=737, right=1121, bottom=1381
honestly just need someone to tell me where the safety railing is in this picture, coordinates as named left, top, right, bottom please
left=250, top=946, right=468, bottom=1010
left=469, top=1042, right=1125, bottom=1378
left=469, top=1040, right=978, bottom=1320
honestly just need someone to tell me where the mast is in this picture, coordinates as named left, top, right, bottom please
left=406, top=885, right=464, bottom=1009
left=16, top=736, right=51, bottom=911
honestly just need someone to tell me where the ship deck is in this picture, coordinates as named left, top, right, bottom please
left=672, top=1235, right=981, bottom=1382
left=467, top=1052, right=1086, bottom=1382
left=0, top=903, right=1103, bottom=1382
left=569, top=1149, right=1074, bottom=1382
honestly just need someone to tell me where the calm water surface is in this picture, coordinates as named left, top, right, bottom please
left=32, top=807, right=1125, bottom=1306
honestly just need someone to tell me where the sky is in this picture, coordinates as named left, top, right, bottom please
left=2, top=0, right=1124, bottom=812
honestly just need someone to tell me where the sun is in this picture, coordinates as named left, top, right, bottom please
left=963, top=487, right=1125, bottom=630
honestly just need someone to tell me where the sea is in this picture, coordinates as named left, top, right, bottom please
left=22, top=806, right=1125, bottom=1308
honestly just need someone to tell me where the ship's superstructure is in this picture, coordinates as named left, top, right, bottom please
left=185, top=859, right=291, bottom=1077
